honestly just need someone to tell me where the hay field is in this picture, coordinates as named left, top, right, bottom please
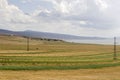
left=0, top=35, right=120, bottom=79
left=0, top=35, right=120, bottom=70
left=0, top=66, right=120, bottom=80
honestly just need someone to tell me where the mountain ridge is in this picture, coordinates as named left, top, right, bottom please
left=0, top=29, right=106, bottom=40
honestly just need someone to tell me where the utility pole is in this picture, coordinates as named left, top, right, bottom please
left=114, top=37, right=117, bottom=60
left=27, top=37, right=29, bottom=51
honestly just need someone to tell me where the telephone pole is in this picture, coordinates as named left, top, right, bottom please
left=114, top=37, right=117, bottom=60
left=27, top=37, right=29, bottom=51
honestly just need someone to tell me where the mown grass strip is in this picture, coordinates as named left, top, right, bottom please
left=0, top=62, right=120, bottom=70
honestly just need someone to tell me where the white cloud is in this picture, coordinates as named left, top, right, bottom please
left=21, top=0, right=32, bottom=4
left=1, top=0, right=120, bottom=37
left=79, top=21, right=87, bottom=25
left=32, top=8, right=51, bottom=17
left=32, top=0, right=120, bottom=37
left=0, top=0, right=36, bottom=23
left=95, top=0, right=108, bottom=11
left=51, top=0, right=88, bottom=15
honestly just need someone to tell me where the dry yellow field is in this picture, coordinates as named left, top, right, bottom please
left=0, top=66, right=120, bottom=80
left=0, top=35, right=120, bottom=80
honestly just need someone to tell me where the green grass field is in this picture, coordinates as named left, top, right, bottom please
left=0, top=35, right=120, bottom=70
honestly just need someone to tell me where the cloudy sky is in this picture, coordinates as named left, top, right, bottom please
left=0, top=0, right=120, bottom=37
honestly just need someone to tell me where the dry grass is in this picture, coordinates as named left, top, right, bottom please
left=0, top=35, right=120, bottom=79
left=0, top=51, right=108, bottom=56
left=0, top=35, right=117, bottom=57
left=0, top=66, right=120, bottom=80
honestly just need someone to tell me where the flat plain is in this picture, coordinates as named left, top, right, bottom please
left=0, top=35, right=120, bottom=80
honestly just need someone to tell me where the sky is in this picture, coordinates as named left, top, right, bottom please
left=0, top=0, right=120, bottom=37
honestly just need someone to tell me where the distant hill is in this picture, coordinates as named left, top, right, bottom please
left=0, top=29, right=105, bottom=40
left=0, top=29, right=114, bottom=44
left=0, top=29, right=16, bottom=35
